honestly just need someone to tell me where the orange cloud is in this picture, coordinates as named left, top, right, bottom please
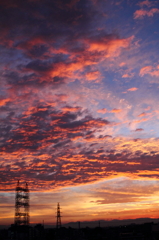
left=111, top=108, right=122, bottom=113
left=49, top=58, right=95, bottom=82
left=44, top=36, right=134, bottom=83
left=85, top=71, right=101, bottom=81
left=127, top=87, right=138, bottom=91
left=20, top=35, right=134, bottom=85
left=87, top=36, right=134, bottom=58
left=134, top=8, right=159, bottom=19
left=0, top=98, right=10, bottom=106
left=138, top=112, right=147, bottom=117
left=26, top=37, right=132, bottom=84
left=133, top=118, right=148, bottom=124
left=62, top=106, right=82, bottom=112
left=97, top=108, right=107, bottom=114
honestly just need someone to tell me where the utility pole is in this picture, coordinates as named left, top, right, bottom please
left=56, top=202, right=61, bottom=229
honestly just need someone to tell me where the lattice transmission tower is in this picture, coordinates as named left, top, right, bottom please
left=56, top=202, right=62, bottom=228
left=15, top=180, right=30, bottom=226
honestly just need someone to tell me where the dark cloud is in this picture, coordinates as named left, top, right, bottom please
left=26, top=60, right=52, bottom=72
left=0, top=103, right=110, bottom=154
left=0, top=0, right=101, bottom=46
left=134, top=128, right=144, bottom=132
left=4, top=70, right=39, bottom=86
left=28, top=44, right=49, bottom=58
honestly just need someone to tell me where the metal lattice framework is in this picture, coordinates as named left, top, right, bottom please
left=15, top=180, right=30, bottom=226
left=56, top=202, right=62, bottom=229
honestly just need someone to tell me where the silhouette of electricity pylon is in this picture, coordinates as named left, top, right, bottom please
left=15, top=180, right=30, bottom=225
left=56, top=202, right=62, bottom=229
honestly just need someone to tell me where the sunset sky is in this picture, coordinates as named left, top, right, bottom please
left=1, top=0, right=159, bottom=227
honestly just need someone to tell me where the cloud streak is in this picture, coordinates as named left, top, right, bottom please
left=134, top=8, right=159, bottom=19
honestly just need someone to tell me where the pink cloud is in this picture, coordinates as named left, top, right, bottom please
left=139, top=66, right=153, bottom=76
left=122, top=73, right=132, bottom=78
left=134, top=8, right=159, bottom=19
left=138, top=0, right=152, bottom=7
left=119, top=62, right=126, bottom=67
left=139, top=65, right=159, bottom=77
left=133, top=118, right=148, bottom=124
left=150, top=71, right=159, bottom=77
left=97, top=108, right=107, bottom=114
left=144, top=106, right=151, bottom=111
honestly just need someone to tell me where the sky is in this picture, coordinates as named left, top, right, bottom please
left=1, top=0, right=159, bottom=227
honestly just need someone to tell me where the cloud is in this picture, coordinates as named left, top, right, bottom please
left=0, top=0, right=135, bottom=97
left=138, top=0, right=152, bottom=8
left=62, top=106, right=82, bottom=112
left=127, top=87, right=138, bottom=92
left=97, top=108, right=107, bottom=114
left=88, top=178, right=159, bottom=204
left=111, top=108, right=122, bottom=113
left=1, top=118, right=159, bottom=191
left=134, top=8, right=159, bottom=19
left=134, top=128, right=144, bottom=132
left=138, top=112, right=147, bottom=117
left=0, top=102, right=113, bottom=190
left=26, top=60, right=53, bottom=73
left=139, top=65, right=159, bottom=77
left=119, top=62, right=126, bottom=67
left=85, top=71, right=101, bottom=81
left=0, top=98, right=10, bottom=106
left=122, top=73, right=132, bottom=78
left=86, top=36, right=134, bottom=58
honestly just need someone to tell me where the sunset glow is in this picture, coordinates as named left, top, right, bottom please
left=1, top=0, right=159, bottom=227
